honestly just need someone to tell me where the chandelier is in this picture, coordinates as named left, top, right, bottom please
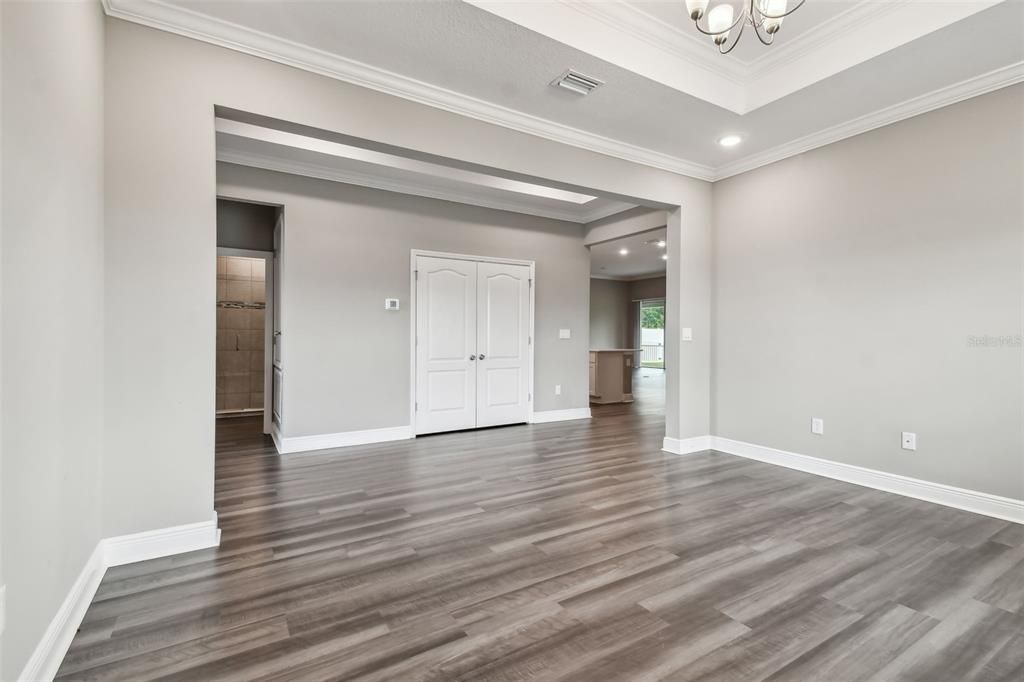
left=685, top=0, right=806, bottom=54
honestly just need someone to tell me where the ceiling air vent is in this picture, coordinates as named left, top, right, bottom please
left=551, top=69, right=604, bottom=96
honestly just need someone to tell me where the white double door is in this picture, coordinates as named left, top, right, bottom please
left=415, top=255, right=531, bottom=435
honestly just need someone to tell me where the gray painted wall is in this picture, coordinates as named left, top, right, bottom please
left=584, top=207, right=667, bottom=246
left=631, top=276, right=667, bottom=301
left=218, top=163, right=590, bottom=436
left=712, top=84, right=1024, bottom=500
left=216, top=198, right=277, bottom=251
left=1, top=1, right=106, bottom=677
left=102, top=15, right=710, bottom=537
left=590, top=279, right=631, bottom=349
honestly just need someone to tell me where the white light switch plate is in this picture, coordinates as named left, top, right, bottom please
left=559, top=329, right=571, bottom=339
left=555, top=384, right=561, bottom=395
left=811, top=418, right=824, bottom=435
left=682, top=327, right=693, bottom=341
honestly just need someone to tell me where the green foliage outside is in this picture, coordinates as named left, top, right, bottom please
left=641, top=306, right=664, bottom=329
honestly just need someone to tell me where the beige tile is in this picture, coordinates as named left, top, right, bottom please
left=252, top=259, right=266, bottom=282
left=253, top=282, right=266, bottom=304
left=217, top=279, right=226, bottom=301
left=216, top=375, right=226, bottom=392
left=250, top=372, right=265, bottom=392
left=225, top=374, right=250, bottom=394
left=223, top=309, right=248, bottom=331
left=217, top=256, right=227, bottom=276
left=251, top=329, right=265, bottom=350
left=216, top=330, right=236, bottom=351
left=236, top=331, right=253, bottom=351
left=225, top=257, right=251, bottom=280
left=225, top=393, right=249, bottom=411
left=225, top=279, right=251, bottom=303
left=249, top=350, right=264, bottom=371
left=249, top=308, right=265, bottom=330
left=216, top=394, right=226, bottom=411
left=251, top=392, right=264, bottom=409
left=219, top=351, right=249, bottom=374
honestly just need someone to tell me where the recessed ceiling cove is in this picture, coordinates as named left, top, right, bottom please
left=105, top=0, right=1024, bottom=181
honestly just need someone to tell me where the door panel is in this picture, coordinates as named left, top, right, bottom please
left=416, top=256, right=477, bottom=434
left=476, top=262, right=531, bottom=427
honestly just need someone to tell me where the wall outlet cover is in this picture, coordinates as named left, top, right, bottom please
left=558, top=329, right=571, bottom=339
left=902, top=432, right=917, bottom=451
left=384, top=298, right=400, bottom=311
left=682, top=327, right=693, bottom=341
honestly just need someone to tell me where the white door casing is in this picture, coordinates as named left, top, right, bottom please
left=415, top=256, right=478, bottom=434
left=475, top=261, right=531, bottom=428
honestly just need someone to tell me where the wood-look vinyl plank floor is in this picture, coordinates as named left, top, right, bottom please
left=57, top=370, right=1024, bottom=681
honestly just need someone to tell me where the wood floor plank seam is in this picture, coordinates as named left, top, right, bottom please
left=56, top=372, right=1024, bottom=681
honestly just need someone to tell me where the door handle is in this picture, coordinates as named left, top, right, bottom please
left=469, top=354, right=476, bottom=361
left=478, top=354, right=486, bottom=360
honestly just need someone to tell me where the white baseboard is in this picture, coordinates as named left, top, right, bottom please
left=103, top=516, right=221, bottom=567
left=17, top=544, right=106, bottom=682
left=275, top=425, right=413, bottom=454
left=711, top=436, right=1024, bottom=524
left=662, top=435, right=712, bottom=455
left=18, top=516, right=221, bottom=681
left=530, top=407, right=592, bottom=424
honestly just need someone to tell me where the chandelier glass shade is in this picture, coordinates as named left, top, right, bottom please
left=685, top=0, right=806, bottom=53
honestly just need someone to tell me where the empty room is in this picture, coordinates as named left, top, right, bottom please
left=1, top=1, right=1022, bottom=680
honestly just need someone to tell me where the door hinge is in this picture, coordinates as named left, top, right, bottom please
left=528, top=392, right=532, bottom=401
left=415, top=401, right=418, bottom=411
left=529, top=278, right=533, bottom=288
left=528, top=335, right=532, bottom=345
left=414, top=270, right=419, bottom=281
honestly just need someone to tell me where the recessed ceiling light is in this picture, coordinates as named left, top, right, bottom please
left=619, top=248, right=629, bottom=256
left=719, top=134, right=742, bottom=147
left=661, top=254, right=668, bottom=261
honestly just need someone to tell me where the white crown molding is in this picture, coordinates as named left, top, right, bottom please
left=710, top=437, right=1024, bottom=524
left=473, top=0, right=1002, bottom=113
left=529, top=407, right=592, bottom=423
left=714, top=61, right=1024, bottom=181
left=275, top=425, right=414, bottom=454
left=103, top=0, right=715, bottom=181
left=104, top=0, right=1019, bottom=185
left=217, top=149, right=609, bottom=224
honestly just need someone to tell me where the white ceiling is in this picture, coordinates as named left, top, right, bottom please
left=106, top=0, right=1024, bottom=180
left=591, top=228, right=669, bottom=279
left=216, top=118, right=635, bottom=224
left=630, top=0, right=861, bottom=65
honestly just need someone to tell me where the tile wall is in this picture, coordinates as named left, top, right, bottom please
left=216, top=256, right=266, bottom=413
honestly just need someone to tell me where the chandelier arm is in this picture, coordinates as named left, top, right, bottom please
left=752, top=18, right=775, bottom=46
left=717, top=20, right=747, bottom=55
left=753, top=0, right=807, bottom=20
left=692, top=11, right=746, bottom=38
